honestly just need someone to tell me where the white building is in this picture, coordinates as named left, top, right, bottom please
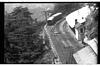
left=65, top=5, right=95, bottom=41
left=84, top=36, right=98, bottom=54
left=73, top=46, right=97, bottom=64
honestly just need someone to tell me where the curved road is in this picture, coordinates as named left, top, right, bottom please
left=44, top=18, right=84, bottom=64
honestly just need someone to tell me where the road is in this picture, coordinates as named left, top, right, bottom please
left=44, top=18, right=85, bottom=64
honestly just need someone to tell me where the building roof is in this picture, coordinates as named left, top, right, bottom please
left=47, top=12, right=62, bottom=20
left=66, top=5, right=91, bottom=28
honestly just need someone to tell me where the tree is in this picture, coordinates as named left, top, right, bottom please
left=4, top=6, right=47, bottom=63
left=52, top=3, right=85, bottom=16
left=85, top=4, right=98, bottom=40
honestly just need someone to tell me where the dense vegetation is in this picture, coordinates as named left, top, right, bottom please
left=52, top=3, right=85, bottom=16
left=4, top=6, right=52, bottom=63
left=85, top=6, right=98, bottom=40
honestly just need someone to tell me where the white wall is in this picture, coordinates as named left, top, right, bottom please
left=75, top=28, right=79, bottom=40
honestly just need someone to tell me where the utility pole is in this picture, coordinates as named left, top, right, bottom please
left=42, top=8, right=53, bottom=23
left=42, top=8, right=52, bottom=44
left=42, top=10, right=48, bottom=23
left=42, top=10, right=47, bottom=44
